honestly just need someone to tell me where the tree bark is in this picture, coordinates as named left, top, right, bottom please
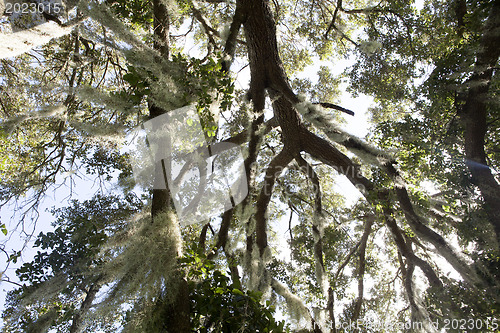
left=149, top=1, right=190, bottom=332
left=69, top=277, right=104, bottom=333
left=351, top=216, right=374, bottom=325
left=255, top=150, right=293, bottom=254
left=461, top=1, right=500, bottom=245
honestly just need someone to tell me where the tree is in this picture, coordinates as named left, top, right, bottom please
left=1, top=0, right=499, bottom=332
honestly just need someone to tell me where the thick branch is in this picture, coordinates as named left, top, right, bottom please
left=401, top=250, right=438, bottom=332
left=324, top=0, right=342, bottom=39
left=208, top=208, right=233, bottom=260
left=299, top=102, right=482, bottom=286
left=300, top=132, right=474, bottom=289
left=149, top=2, right=190, bottom=331
left=243, top=112, right=266, bottom=254
left=255, top=150, right=293, bottom=255
left=384, top=163, right=481, bottom=287
left=153, top=0, right=169, bottom=58
left=198, top=222, right=210, bottom=252
left=300, top=129, right=373, bottom=192
left=382, top=201, right=443, bottom=289
left=221, top=0, right=247, bottom=72
left=69, top=276, right=104, bottom=333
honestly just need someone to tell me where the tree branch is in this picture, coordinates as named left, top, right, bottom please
left=315, top=102, right=354, bottom=116
left=255, top=150, right=293, bottom=255
left=222, top=0, right=247, bottom=72
left=384, top=163, right=482, bottom=287
left=335, top=240, right=361, bottom=280
left=381, top=199, right=443, bottom=289
left=271, top=278, right=323, bottom=332
left=295, top=154, right=330, bottom=296
left=298, top=103, right=484, bottom=287
left=69, top=276, right=104, bottom=333
left=351, top=215, right=374, bottom=323
left=461, top=0, right=500, bottom=245
left=324, top=0, right=342, bottom=39
left=208, top=208, right=233, bottom=260
left=190, top=2, right=219, bottom=50
left=198, top=222, right=211, bottom=252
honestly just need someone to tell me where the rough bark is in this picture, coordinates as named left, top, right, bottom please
left=255, top=150, right=293, bottom=254
left=384, top=163, right=481, bottom=287
left=152, top=0, right=170, bottom=58
left=149, top=1, right=190, bottom=332
left=69, top=277, right=104, bottom=333
left=461, top=1, right=500, bottom=245
left=223, top=0, right=495, bottom=326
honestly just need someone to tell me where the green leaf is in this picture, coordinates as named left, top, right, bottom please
left=232, top=288, right=244, bottom=296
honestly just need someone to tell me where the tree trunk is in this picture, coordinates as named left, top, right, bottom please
left=461, top=1, right=500, bottom=245
left=69, top=277, right=104, bottom=333
left=149, top=1, right=190, bottom=332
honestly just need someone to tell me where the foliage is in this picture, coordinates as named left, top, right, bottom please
left=2, top=194, right=144, bottom=332
left=1, top=0, right=499, bottom=332
left=182, top=249, right=288, bottom=333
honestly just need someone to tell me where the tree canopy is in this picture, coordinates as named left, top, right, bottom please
left=0, top=0, right=499, bottom=332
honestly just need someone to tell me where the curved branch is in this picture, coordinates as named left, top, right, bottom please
left=207, top=208, right=233, bottom=260
left=381, top=200, right=443, bottom=289
left=295, top=155, right=322, bottom=213
left=300, top=129, right=373, bottom=192
left=221, top=116, right=278, bottom=145
left=401, top=249, right=438, bottom=332
left=190, top=2, right=219, bottom=50
left=271, top=278, right=323, bottom=332
left=335, top=240, right=361, bottom=280
left=69, top=276, right=105, bottom=333
left=198, top=222, right=211, bottom=252
left=172, top=117, right=278, bottom=189
left=255, top=150, right=293, bottom=255
left=384, top=163, right=482, bottom=287
left=315, top=102, right=354, bottom=116
left=324, top=0, right=342, bottom=39
left=299, top=104, right=483, bottom=287
left=221, top=0, right=247, bottom=72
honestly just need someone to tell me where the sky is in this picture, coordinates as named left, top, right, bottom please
left=0, top=0, right=430, bottom=329
left=0, top=5, right=378, bottom=326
